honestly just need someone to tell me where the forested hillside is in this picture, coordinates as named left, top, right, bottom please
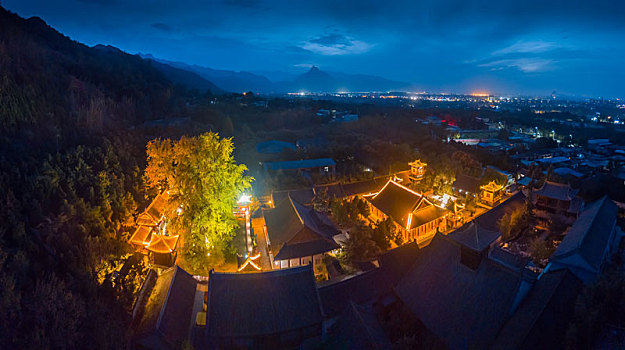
left=0, top=7, right=202, bottom=348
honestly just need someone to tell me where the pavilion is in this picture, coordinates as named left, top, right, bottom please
left=263, top=195, right=340, bottom=273
left=364, top=179, right=448, bottom=244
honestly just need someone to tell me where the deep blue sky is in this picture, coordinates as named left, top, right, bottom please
left=5, top=0, right=625, bottom=97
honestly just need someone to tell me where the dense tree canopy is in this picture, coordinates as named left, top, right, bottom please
left=145, top=132, right=252, bottom=274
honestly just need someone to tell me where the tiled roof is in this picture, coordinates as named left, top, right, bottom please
left=264, top=196, right=340, bottom=260
left=491, top=269, right=583, bottom=350
left=318, top=269, right=390, bottom=318
left=269, top=172, right=402, bottom=206
left=274, top=239, right=339, bottom=261
left=395, top=234, right=525, bottom=349
left=534, top=181, right=579, bottom=201
left=129, top=225, right=152, bottom=246
left=206, top=266, right=323, bottom=338
left=489, top=246, right=531, bottom=271
left=135, top=266, right=197, bottom=349
left=377, top=241, right=420, bottom=285
left=481, top=181, right=503, bottom=192
left=147, top=192, right=169, bottom=221
left=136, top=191, right=169, bottom=226
left=272, top=188, right=315, bottom=205
left=366, top=180, right=425, bottom=228
left=325, top=302, right=392, bottom=349
left=341, top=177, right=388, bottom=197
left=448, top=221, right=501, bottom=252
left=473, top=192, right=526, bottom=232
left=313, top=182, right=346, bottom=200
left=318, top=242, right=420, bottom=317
left=409, top=205, right=449, bottom=230
left=146, top=234, right=179, bottom=254
left=553, top=167, right=584, bottom=178
left=367, top=180, right=448, bottom=230
left=136, top=212, right=159, bottom=226
left=551, top=196, right=618, bottom=273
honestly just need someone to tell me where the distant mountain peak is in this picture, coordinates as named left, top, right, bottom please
left=309, top=65, right=320, bottom=72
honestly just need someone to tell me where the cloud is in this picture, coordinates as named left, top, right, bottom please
left=151, top=23, right=173, bottom=32
left=308, top=33, right=352, bottom=46
left=492, top=40, right=560, bottom=56
left=300, top=33, right=372, bottom=55
left=473, top=39, right=581, bottom=73
left=479, top=58, right=554, bottom=73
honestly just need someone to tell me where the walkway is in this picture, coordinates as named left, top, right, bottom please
left=252, top=217, right=273, bottom=270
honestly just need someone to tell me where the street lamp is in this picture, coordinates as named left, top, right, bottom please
left=238, top=194, right=251, bottom=204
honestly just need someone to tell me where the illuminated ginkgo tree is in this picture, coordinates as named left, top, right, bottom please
left=145, top=132, right=252, bottom=274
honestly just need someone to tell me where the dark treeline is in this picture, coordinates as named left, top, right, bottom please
left=0, top=7, right=214, bottom=348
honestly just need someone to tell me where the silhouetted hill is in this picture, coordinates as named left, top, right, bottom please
left=0, top=7, right=209, bottom=135
left=141, top=55, right=413, bottom=93
left=182, top=64, right=273, bottom=93
left=290, top=66, right=338, bottom=92
left=140, top=54, right=274, bottom=93
left=141, top=58, right=224, bottom=94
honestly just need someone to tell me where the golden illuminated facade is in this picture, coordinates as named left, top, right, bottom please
left=365, top=180, right=448, bottom=244
left=478, top=181, right=503, bottom=209
left=128, top=191, right=180, bottom=267
left=408, top=160, right=427, bottom=182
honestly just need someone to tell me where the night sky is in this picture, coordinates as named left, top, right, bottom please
left=5, top=0, right=625, bottom=97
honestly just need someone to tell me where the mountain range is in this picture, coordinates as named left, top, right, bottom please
left=140, top=54, right=414, bottom=94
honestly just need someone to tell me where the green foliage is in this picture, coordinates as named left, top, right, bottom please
left=145, top=132, right=253, bottom=274
left=22, top=275, right=87, bottom=348
left=498, top=203, right=530, bottom=241
left=312, top=187, right=330, bottom=212
left=331, top=197, right=349, bottom=227
left=343, top=224, right=382, bottom=265
left=0, top=137, right=137, bottom=347
left=330, top=196, right=369, bottom=228
left=371, top=217, right=399, bottom=250
left=528, top=238, right=554, bottom=265
left=451, top=150, right=482, bottom=177
left=482, top=168, right=508, bottom=187
left=0, top=8, right=197, bottom=346
left=413, top=153, right=455, bottom=195
left=356, top=197, right=371, bottom=217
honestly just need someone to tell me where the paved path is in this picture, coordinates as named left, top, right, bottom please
left=252, top=217, right=273, bottom=270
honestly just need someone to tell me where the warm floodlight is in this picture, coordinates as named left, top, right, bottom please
left=238, top=194, right=252, bottom=204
